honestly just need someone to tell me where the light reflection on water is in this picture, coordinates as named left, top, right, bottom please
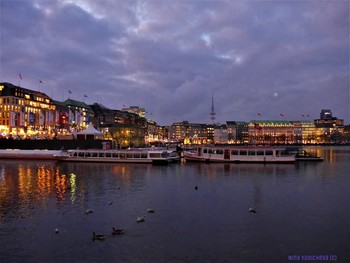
left=0, top=147, right=349, bottom=262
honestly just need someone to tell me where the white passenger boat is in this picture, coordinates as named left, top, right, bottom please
left=0, top=149, right=62, bottom=160
left=54, top=149, right=180, bottom=164
left=184, top=145, right=296, bottom=163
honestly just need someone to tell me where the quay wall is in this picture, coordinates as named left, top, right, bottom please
left=0, top=139, right=112, bottom=150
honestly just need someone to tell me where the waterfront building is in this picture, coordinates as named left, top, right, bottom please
left=64, top=99, right=94, bottom=130
left=52, top=100, right=71, bottom=138
left=291, top=121, right=316, bottom=144
left=122, top=106, right=146, bottom=118
left=144, top=119, right=168, bottom=145
left=169, top=121, right=209, bottom=144
left=248, top=120, right=294, bottom=144
left=314, top=109, right=344, bottom=143
left=214, top=124, right=228, bottom=144
left=226, top=121, right=249, bottom=144
left=90, top=103, right=115, bottom=128
left=0, top=82, right=56, bottom=138
left=99, top=110, right=147, bottom=148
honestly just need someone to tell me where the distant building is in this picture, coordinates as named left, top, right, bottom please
left=226, top=121, right=248, bottom=144
left=64, top=99, right=94, bottom=130
left=314, top=109, right=344, bottom=143
left=320, top=109, right=333, bottom=120
left=52, top=100, right=70, bottom=131
left=214, top=124, right=228, bottom=144
left=90, top=103, right=115, bottom=127
left=122, top=106, right=146, bottom=118
left=169, top=121, right=209, bottom=144
left=248, top=120, right=294, bottom=144
left=0, top=82, right=56, bottom=138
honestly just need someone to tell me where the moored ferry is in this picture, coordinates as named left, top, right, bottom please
left=54, top=148, right=180, bottom=165
left=184, top=145, right=296, bottom=163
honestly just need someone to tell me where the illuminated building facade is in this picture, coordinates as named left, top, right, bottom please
left=226, top=121, right=249, bottom=144
left=122, top=106, right=146, bottom=118
left=169, top=121, right=209, bottom=144
left=99, top=109, right=147, bottom=148
left=64, top=99, right=94, bottom=130
left=0, top=82, right=56, bottom=138
left=214, top=124, right=228, bottom=144
left=248, top=120, right=294, bottom=144
left=53, top=100, right=70, bottom=131
left=314, top=109, right=344, bottom=143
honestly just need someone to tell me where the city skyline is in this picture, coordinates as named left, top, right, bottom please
left=1, top=1, right=349, bottom=125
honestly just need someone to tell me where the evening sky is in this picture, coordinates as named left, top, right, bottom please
left=1, top=0, right=349, bottom=125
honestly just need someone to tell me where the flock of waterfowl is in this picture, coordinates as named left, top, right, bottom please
left=55, top=184, right=257, bottom=241
left=89, top=206, right=155, bottom=241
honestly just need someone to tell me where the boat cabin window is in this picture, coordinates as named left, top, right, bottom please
left=248, top=150, right=255, bottom=156
left=141, top=153, right=147, bottom=158
left=120, top=153, right=126, bottom=159
left=112, top=153, right=118, bottom=158
left=208, top=149, right=213, bottom=154
left=98, top=153, right=104, bottom=157
left=134, top=153, right=140, bottom=158
left=106, top=153, right=112, bottom=157
left=216, top=149, right=223, bottom=155
left=150, top=153, right=161, bottom=158
left=265, top=150, right=273, bottom=155
left=240, top=150, right=247, bottom=155
left=203, top=149, right=208, bottom=154
left=257, top=150, right=264, bottom=156
left=127, top=153, right=133, bottom=158
left=91, top=153, right=98, bottom=157
left=231, top=150, right=239, bottom=155
left=78, top=152, right=85, bottom=157
left=73, top=152, right=78, bottom=157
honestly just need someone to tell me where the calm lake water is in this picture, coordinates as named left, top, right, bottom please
left=0, top=146, right=349, bottom=263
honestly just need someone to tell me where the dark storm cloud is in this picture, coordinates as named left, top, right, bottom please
left=1, top=0, right=349, bottom=125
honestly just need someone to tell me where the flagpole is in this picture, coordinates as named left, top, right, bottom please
left=39, top=80, right=43, bottom=92
left=18, top=73, right=22, bottom=87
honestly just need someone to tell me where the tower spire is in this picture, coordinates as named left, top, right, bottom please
left=210, top=95, right=216, bottom=123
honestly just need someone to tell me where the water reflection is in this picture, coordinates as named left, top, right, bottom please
left=0, top=161, right=66, bottom=219
left=0, top=161, right=157, bottom=222
left=0, top=147, right=349, bottom=262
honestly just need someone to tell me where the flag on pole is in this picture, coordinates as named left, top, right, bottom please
left=19, top=73, right=23, bottom=80
left=254, top=123, right=262, bottom=130
left=84, top=95, right=88, bottom=98
left=280, top=113, right=284, bottom=117
left=257, top=113, right=261, bottom=116
left=39, top=80, right=43, bottom=84
left=68, top=90, right=72, bottom=94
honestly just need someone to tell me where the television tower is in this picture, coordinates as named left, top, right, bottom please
left=210, top=95, right=216, bottom=123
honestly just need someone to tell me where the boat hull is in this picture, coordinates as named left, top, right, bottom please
left=0, top=149, right=61, bottom=160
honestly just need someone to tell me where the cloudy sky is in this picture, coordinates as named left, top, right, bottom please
left=1, top=0, right=349, bottom=125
